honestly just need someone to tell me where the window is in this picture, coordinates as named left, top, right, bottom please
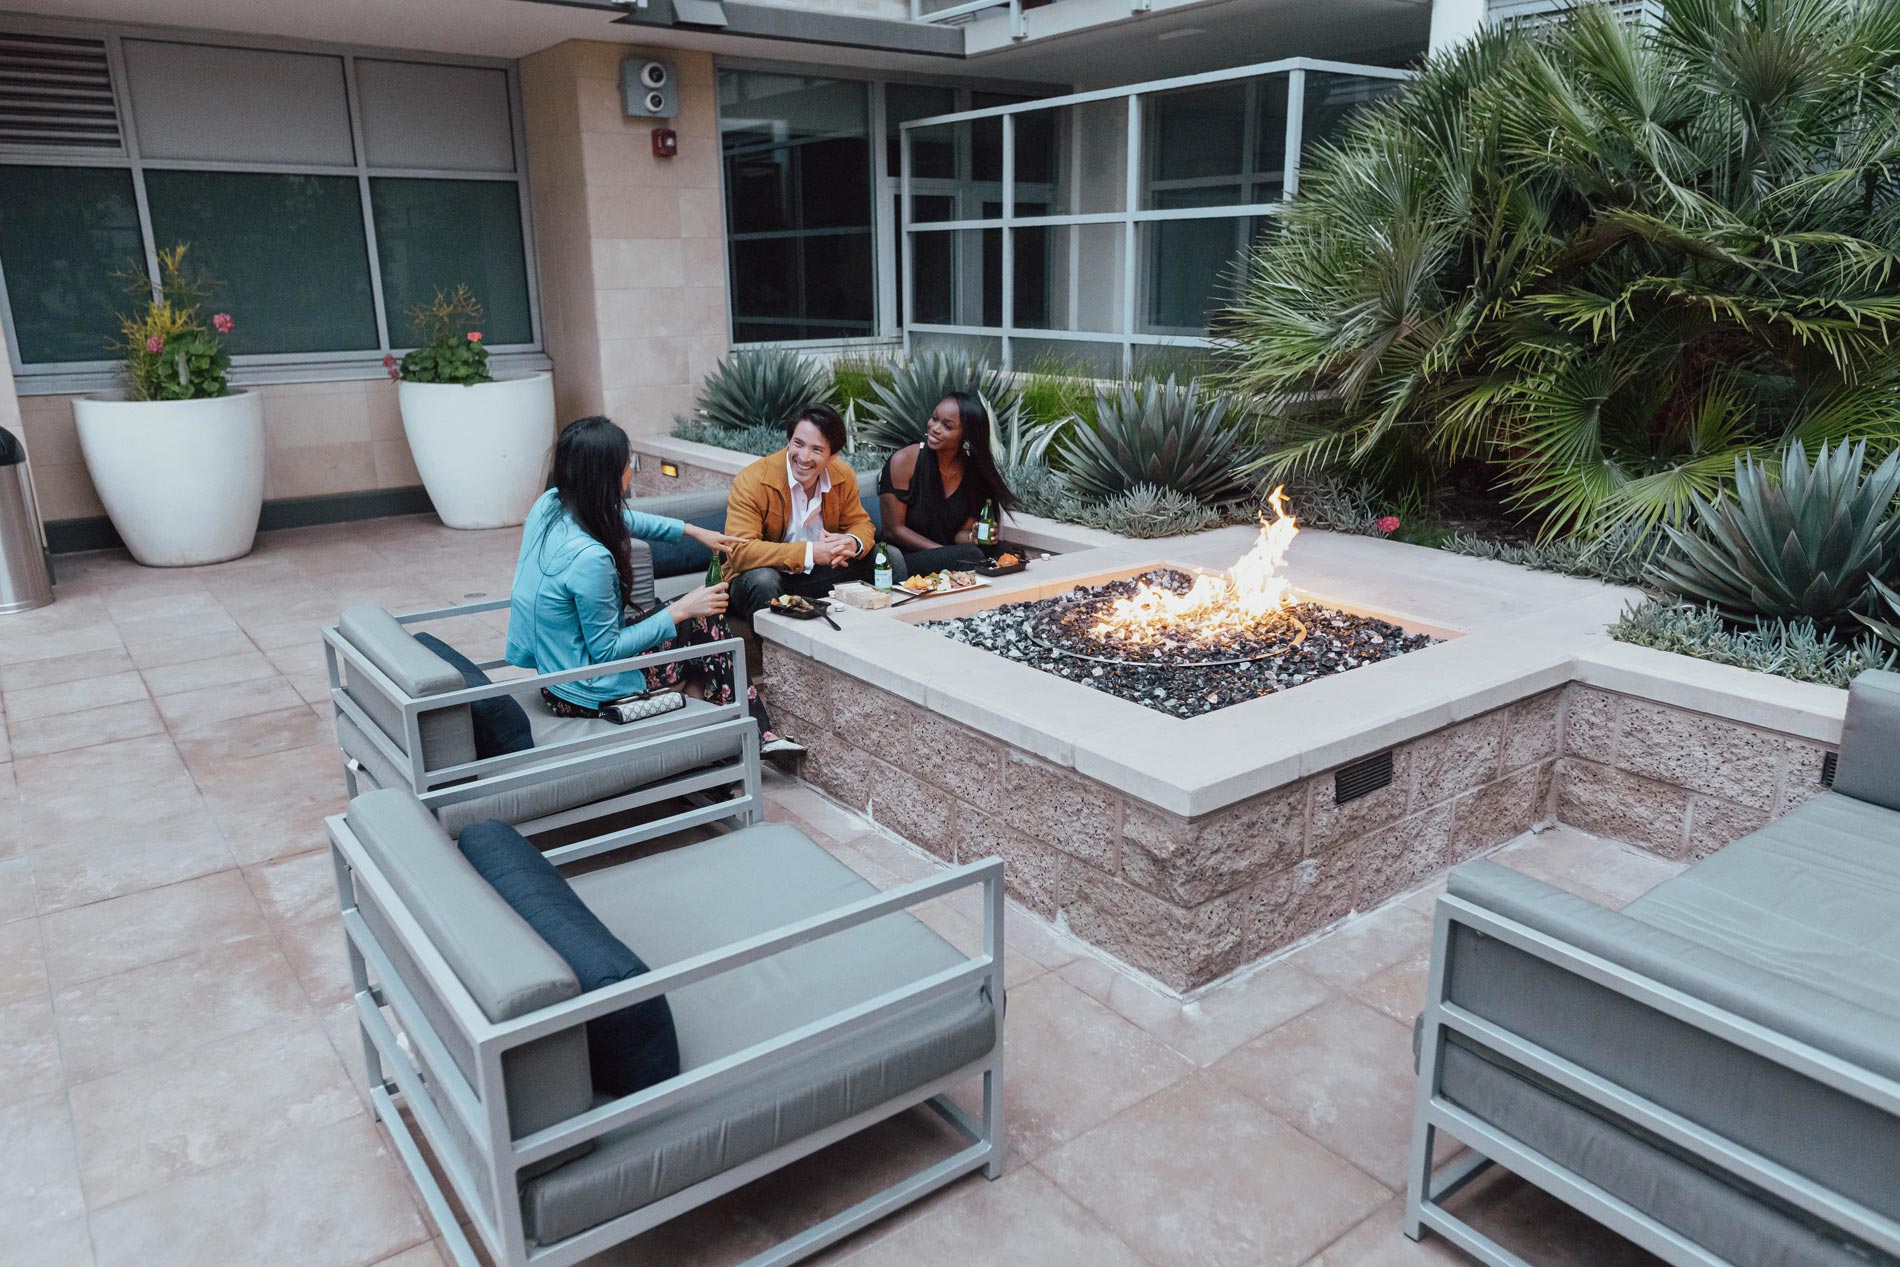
left=720, top=70, right=877, bottom=344
left=0, top=165, right=142, bottom=364
left=0, top=29, right=538, bottom=375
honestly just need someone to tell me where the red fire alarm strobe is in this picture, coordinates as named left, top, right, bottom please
left=651, top=128, right=678, bottom=158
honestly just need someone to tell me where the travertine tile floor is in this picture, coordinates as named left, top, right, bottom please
left=0, top=517, right=1680, bottom=1267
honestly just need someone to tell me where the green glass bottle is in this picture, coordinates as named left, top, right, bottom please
left=975, top=500, right=998, bottom=547
left=873, top=542, right=893, bottom=590
left=705, top=550, right=724, bottom=587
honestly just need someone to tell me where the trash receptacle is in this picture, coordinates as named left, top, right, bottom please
left=0, top=427, right=53, bottom=614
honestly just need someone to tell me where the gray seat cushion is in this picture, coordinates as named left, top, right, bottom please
left=519, top=824, right=995, bottom=1244
left=1623, top=792, right=1900, bottom=1019
left=336, top=694, right=746, bottom=836
left=337, top=606, right=477, bottom=775
left=1444, top=862, right=1900, bottom=1227
left=1439, top=1038, right=1894, bottom=1267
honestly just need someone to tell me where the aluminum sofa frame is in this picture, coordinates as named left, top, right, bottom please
left=327, top=802, right=1006, bottom=1267
left=1405, top=892, right=1900, bottom=1267
left=321, top=598, right=761, bottom=866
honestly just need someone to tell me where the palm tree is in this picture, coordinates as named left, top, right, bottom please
left=1220, top=0, right=1900, bottom=537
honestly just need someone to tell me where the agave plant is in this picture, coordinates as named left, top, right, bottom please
left=1858, top=576, right=1900, bottom=648
left=1644, top=441, right=1900, bottom=626
left=687, top=348, right=832, bottom=433
left=857, top=352, right=1019, bottom=453
left=1222, top=0, right=1900, bottom=537
left=1058, top=376, right=1253, bottom=505
left=987, top=394, right=1068, bottom=471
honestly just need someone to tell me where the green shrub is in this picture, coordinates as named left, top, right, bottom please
left=1060, top=376, right=1252, bottom=505
left=1609, top=599, right=1893, bottom=689
left=858, top=352, right=1018, bottom=453
left=1645, top=440, right=1900, bottom=626
left=1442, top=525, right=1662, bottom=586
left=1224, top=2, right=1900, bottom=538
left=1063, top=484, right=1221, bottom=538
left=669, top=418, right=787, bottom=456
left=1285, top=476, right=1383, bottom=537
left=114, top=245, right=235, bottom=401
left=687, top=348, right=832, bottom=433
left=397, top=283, right=491, bottom=387
left=1019, top=354, right=1102, bottom=429
left=829, top=354, right=895, bottom=416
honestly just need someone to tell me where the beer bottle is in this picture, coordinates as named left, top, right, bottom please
left=704, top=550, right=724, bottom=587
left=873, top=543, right=893, bottom=590
left=975, top=500, right=998, bottom=547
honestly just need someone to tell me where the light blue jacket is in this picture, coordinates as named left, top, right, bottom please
left=505, top=489, right=685, bottom=707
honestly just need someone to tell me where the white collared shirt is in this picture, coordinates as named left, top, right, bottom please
left=785, top=453, right=831, bottom=573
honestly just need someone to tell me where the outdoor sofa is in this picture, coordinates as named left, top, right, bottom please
left=1407, top=669, right=1900, bottom=1267
left=627, top=482, right=883, bottom=601
left=325, top=776, right=1006, bottom=1266
left=321, top=599, right=758, bottom=865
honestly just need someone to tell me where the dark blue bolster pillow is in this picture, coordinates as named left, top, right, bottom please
left=412, top=632, right=534, bottom=760
left=457, top=819, right=681, bottom=1098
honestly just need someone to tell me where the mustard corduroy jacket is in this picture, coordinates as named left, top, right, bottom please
left=722, top=449, right=876, bottom=575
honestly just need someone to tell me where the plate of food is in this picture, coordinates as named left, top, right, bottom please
left=766, top=594, right=828, bottom=621
left=893, top=569, right=989, bottom=602
left=974, top=549, right=1027, bottom=577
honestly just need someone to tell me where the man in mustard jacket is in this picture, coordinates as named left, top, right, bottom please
left=724, top=404, right=908, bottom=619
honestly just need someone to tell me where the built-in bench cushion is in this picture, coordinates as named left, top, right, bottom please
left=337, top=606, right=477, bottom=774
left=1623, top=792, right=1900, bottom=1019
left=457, top=818, right=680, bottom=1099
left=1444, top=862, right=1900, bottom=1227
left=518, top=823, right=995, bottom=1244
left=1438, top=1038, right=1892, bottom=1267
left=412, top=633, right=534, bottom=760
left=344, top=791, right=594, bottom=1150
left=335, top=694, right=744, bottom=835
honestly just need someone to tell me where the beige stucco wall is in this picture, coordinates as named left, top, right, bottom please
left=521, top=40, right=730, bottom=437
left=13, top=378, right=422, bottom=523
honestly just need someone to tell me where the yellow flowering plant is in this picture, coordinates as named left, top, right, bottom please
left=113, top=245, right=234, bottom=402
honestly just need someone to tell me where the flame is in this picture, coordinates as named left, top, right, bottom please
left=1090, top=486, right=1300, bottom=645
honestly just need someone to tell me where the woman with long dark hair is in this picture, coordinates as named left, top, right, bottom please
left=876, top=391, right=1020, bottom=573
left=506, top=416, right=775, bottom=729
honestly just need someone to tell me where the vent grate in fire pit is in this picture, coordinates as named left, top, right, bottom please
left=1335, top=750, right=1394, bottom=804
left=1821, top=751, right=1838, bottom=787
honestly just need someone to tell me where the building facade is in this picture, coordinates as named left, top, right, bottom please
left=0, top=0, right=1504, bottom=549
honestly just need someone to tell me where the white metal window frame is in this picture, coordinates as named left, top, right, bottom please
left=714, top=59, right=1061, bottom=354
left=0, top=14, right=545, bottom=394
left=898, top=56, right=1414, bottom=374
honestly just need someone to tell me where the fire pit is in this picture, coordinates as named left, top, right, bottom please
left=924, top=489, right=1435, bottom=717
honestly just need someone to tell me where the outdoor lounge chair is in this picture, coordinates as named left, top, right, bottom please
left=321, top=600, right=759, bottom=865
left=1407, top=669, right=1900, bottom=1267
left=325, top=783, right=1006, bottom=1267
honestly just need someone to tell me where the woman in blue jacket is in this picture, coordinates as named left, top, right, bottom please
left=505, top=415, right=744, bottom=720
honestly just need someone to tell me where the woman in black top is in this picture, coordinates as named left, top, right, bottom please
left=877, top=391, right=1020, bottom=574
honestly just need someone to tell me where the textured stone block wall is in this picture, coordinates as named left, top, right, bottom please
left=629, top=454, right=732, bottom=498
left=1554, top=685, right=1832, bottom=861
left=766, top=645, right=1563, bottom=991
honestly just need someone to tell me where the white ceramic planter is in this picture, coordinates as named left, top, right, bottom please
left=398, top=371, right=555, bottom=529
left=73, top=390, right=265, bottom=567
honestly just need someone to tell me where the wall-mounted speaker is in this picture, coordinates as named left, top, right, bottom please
left=621, top=57, right=677, bottom=120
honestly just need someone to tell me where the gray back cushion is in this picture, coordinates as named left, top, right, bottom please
left=345, top=790, right=593, bottom=1154
left=1834, top=669, right=1900, bottom=812
left=337, top=606, right=477, bottom=775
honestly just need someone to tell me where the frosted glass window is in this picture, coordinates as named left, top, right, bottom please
left=143, top=170, right=377, bottom=354
left=0, top=165, right=143, bottom=364
left=372, top=178, right=531, bottom=346
left=356, top=61, right=515, bottom=173
left=122, top=40, right=353, bottom=165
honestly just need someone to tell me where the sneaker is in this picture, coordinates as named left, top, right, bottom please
left=760, top=731, right=807, bottom=758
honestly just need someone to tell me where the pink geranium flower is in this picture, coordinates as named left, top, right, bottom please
left=1376, top=515, right=1401, bottom=536
left=145, top=335, right=163, bottom=353
left=211, top=312, right=234, bottom=334
left=466, top=331, right=482, bottom=343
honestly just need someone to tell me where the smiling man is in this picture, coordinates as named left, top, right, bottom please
left=723, top=404, right=906, bottom=620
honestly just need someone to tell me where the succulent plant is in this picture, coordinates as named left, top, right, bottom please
left=1857, top=576, right=1900, bottom=648
left=688, top=347, right=833, bottom=433
left=1644, top=440, right=1900, bottom=626
left=857, top=352, right=1019, bottom=454
left=1057, top=376, right=1253, bottom=505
